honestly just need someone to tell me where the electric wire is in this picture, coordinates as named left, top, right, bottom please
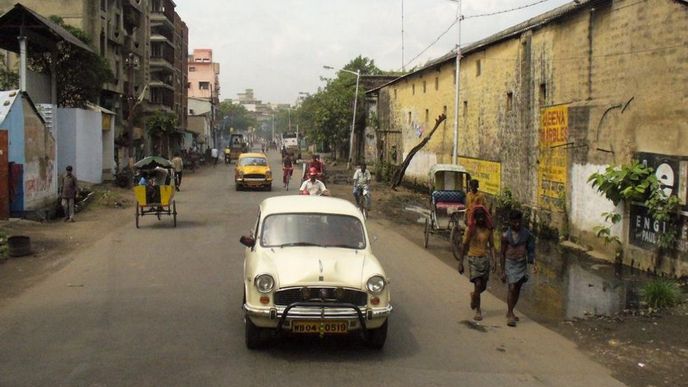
left=404, top=0, right=554, bottom=69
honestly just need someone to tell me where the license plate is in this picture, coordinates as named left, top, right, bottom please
left=292, top=321, right=348, bottom=334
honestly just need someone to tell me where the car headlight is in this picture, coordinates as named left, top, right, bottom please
left=366, top=275, right=386, bottom=294
left=265, top=170, right=272, bottom=178
left=254, top=274, right=275, bottom=293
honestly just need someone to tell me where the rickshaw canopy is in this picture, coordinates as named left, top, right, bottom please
left=135, top=156, right=173, bottom=169
left=428, top=164, right=468, bottom=179
left=428, top=163, right=471, bottom=191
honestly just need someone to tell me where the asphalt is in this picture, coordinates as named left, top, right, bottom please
left=0, top=153, right=624, bottom=386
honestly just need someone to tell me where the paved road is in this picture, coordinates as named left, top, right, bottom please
left=0, top=154, right=623, bottom=386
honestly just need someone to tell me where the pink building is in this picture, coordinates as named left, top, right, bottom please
left=188, top=48, right=220, bottom=104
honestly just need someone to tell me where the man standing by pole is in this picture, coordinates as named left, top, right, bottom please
left=60, top=165, right=78, bottom=222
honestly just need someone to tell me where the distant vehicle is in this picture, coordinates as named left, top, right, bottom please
left=281, top=132, right=301, bottom=160
left=228, top=133, right=249, bottom=162
left=234, top=153, right=272, bottom=191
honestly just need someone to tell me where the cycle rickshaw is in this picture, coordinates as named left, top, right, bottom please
left=133, top=156, right=177, bottom=228
left=423, top=164, right=471, bottom=259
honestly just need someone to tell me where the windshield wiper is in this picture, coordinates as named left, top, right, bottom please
left=277, top=242, right=323, bottom=248
left=325, top=244, right=358, bottom=249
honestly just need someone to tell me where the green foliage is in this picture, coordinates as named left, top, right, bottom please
left=28, top=16, right=114, bottom=107
left=146, top=111, right=177, bottom=136
left=588, top=161, right=655, bottom=206
left=217, top=101, right=257, bottom=133
left=589, top=161, right=682, bottom=251
left=641, top=279, right=683, bottom=309
left=0, top=52, right=18, bottom=90
left=293, top=56, right=384, bottom=159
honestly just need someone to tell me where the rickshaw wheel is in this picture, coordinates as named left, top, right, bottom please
left=423, top=217, right=431, bottom=248
left=135, top=205, right=140, bottom=228
left=450, top=224, right=462, bottom=260
left=172, top=201, right=177, bottom=227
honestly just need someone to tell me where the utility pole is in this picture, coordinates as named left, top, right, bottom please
left=125, top=53, right=137, bottom=166
left=452, top=0, right=463, bottom=165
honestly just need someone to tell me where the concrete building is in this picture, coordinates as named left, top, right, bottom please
left=0, top=90, right=56, bottom=218
left=369, top=0, right=688, bottom=276
left=188, top=48, right=220, bottom=146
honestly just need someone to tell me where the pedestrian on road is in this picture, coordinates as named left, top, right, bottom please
left=171, top=153, right=183, bottom=191
left=500, top=209, right=536, bottom=327
left=211, top=147, right=219, bottom=167
left=466, top=179, right=487, bottom=225
left=458, top=205, right=496, bottom=321
left=60, top=165, right=78, bottom=222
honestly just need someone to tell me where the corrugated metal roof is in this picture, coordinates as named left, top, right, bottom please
left=367, top=0, right=608, bottom=93
left=0, top=89, right=20, bottom=125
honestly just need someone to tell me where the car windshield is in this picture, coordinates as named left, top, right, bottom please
left=239, top=157, right=267, bottom=166
left=261, top=213, right=366, bottom=249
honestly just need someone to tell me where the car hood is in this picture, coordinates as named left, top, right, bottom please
left=238, top=165, right=270, bottom=175
left=258, top=247, right=371, bottom=288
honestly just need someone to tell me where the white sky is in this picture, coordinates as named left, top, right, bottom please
left=176, top=0, right=571, bottom=104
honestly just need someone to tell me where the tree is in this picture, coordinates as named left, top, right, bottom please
left=146, top=111, right=177, bottom=156
left=0, top=52, right=18, bottom=90
left=293, top=55, right=384, bottom=160
left=28, top=16, right=113, bottom=108
left=217, top=101, right=257, bottom=133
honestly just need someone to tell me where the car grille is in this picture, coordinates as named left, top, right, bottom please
left=244, top=174, right=265, bottom=179
left=274, top=287, right=367, bottom=306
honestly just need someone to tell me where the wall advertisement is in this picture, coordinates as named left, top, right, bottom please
left=458, top=156, right=501, bottom=195
left=629, top=152, right=688, bottom=257
left=538, top=105, right=568, bottom=210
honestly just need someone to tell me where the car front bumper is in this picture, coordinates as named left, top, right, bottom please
left=244, top=302, right=392, bottom=331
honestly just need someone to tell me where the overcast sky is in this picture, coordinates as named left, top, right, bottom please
left=176, top=0, right=571, bottom=104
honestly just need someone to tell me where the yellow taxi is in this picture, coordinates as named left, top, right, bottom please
left=235, top=153, right=272, bottom=191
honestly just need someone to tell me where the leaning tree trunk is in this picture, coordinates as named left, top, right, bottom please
left=391, top=114, right=447, bottom=190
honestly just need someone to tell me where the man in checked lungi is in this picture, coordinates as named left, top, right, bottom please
left=500, top=209, right=537, bottom=327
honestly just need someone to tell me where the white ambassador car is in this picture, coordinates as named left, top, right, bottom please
left=239, top=196, right=392, bottom=349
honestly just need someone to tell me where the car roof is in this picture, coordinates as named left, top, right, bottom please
left=239, top=153, right=267, bottom=159
left=260, top=196, right=363, bottom=219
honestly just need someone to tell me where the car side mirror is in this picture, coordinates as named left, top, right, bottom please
left=240, top=235, right=255, bottom=248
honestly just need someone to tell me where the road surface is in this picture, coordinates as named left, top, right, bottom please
left=0, top=154, right=623, bottom=386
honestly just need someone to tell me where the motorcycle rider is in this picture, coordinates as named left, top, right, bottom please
left=299, top=167, right=330, bottom=196
left=352, top=162, right=372, bottom=207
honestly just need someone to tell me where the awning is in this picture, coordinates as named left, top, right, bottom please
left=0, top=3, right=94, bottom=53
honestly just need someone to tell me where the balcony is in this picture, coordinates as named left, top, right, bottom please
left=150, top=12, right=174, bottom=31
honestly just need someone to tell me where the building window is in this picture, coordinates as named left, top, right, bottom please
left=425, top=109, right=429, bottom=124
left=189, top=66, right=196, bottom=72
left=199, top=81, right=210, bottom=90
left=423, top=80, right=426, bottom=93
left=408, top=111, right=412, bottom=125
left=186, top=82, right=191, bottom=89
left=435, top=77, right=439, bottom=91
left=506, top=92, right=513, bottom=112
left=476, top=59, right=481, bottom=77
left=412, top=84, right=415, bottom=95
left=463, top=101, right=467, bottom=118
left=539, top=83, right=547, bottom=106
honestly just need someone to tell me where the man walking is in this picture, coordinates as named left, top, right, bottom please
left=500, top=210, right=536, bottom=327
left=60, top=165, right=78, bottom=222
left=171, top=153, right=183, bottom=191
left=211, top=147, right=219, bottom=167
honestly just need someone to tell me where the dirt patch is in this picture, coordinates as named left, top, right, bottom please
left=0, top=186, right=133, bottom=306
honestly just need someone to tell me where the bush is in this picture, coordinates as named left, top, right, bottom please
left=641, top=279, right=683, bottom=309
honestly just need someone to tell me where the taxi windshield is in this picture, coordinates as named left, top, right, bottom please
left=260, top=213, right=366, bottom=249
left=239, top=157, right=267, bottom=167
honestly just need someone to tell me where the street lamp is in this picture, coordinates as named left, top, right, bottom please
left=323, top=65, right=360, bottom=169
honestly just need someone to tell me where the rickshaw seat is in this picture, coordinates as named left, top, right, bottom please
left=432, top=190, right=465, bottom=204
left=435, top=202, right=465, bottom=210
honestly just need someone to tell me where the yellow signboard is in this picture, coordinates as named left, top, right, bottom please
left=458, top=157, right=501, bottom=195
left=538, top=105, right=568, bottom=210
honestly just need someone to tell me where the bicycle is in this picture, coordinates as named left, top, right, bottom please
left=282, top=167, right=293, bottom=190
left=355, top=185, right=371, bottom=219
